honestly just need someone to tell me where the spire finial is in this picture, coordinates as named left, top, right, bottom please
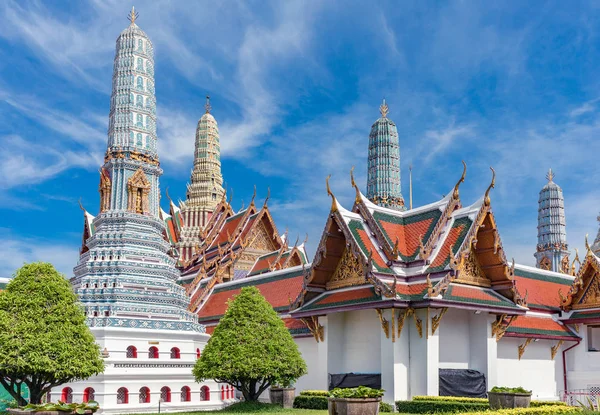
left=128, top=6, right=139, bottom=25
left=205, top=95, right=211, bottom=114
left=546, top=168, right=554, bottom=183
left=379, top=98, right=389, bottom=118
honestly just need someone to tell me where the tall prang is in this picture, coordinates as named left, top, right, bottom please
left=534, top=168, right=570, bottom=273
left=366, top=99, right=405, bottom=210
left=175, top=98, right=225, bottom=262
left=72, top=7, right=202, bottom=332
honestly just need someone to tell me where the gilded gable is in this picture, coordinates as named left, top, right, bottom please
left=326, top=248, right=365, bottom=290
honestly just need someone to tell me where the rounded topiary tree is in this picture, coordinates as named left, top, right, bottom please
left=193, top=286, right=307, bottom=401
left=0, top=262, right=104, bottom=405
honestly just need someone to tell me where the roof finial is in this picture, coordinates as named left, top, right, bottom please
left=205, top=95, right=211, bottom=114
left=484, top=167, right=496, bottom=206
left=409, top=164, right=413, bottom=210
left=452, top=160, right=467, bottom=200
left=379, top=98, right=389, bottom=118
left=546, top=168, right=554, bottom=183
left=326, top=175, right=338, bottom=212
left=128, top=6, right=139, bottom=25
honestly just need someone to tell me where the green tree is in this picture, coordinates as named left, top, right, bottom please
left=0, top=263, right=104, bottom=405
left=193, top=286, right=307, bottom=401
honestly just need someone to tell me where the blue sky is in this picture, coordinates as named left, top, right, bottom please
left=1, top=0, right=600, bottom=277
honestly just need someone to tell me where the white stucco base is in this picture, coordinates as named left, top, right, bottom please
left=52, top=327, right=227, bottom=414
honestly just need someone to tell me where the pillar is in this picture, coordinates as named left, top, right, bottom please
left=314, top=315, right=330, bottom=391
left=409, top=308, right=439, bottom=397
left=468, top=312, right=497, bottom=389
left=380, top=309, right=410, bottom=404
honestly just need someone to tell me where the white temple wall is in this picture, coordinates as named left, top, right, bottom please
left=294, top=336, right=319, bottom=393
left=439, top=309, right=470, bottom=369
left=497, top=337, right=561, bottom=400
left=565, top=326, right=600, bottom=392
left=340, top=309, right=381, bottom=374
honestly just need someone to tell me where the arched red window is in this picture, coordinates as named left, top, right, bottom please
left=170, top=347, right=180, bottom=359
left=200, top=386, right=210, bottom=401
left=83, top=387, right=95, bottom=403
left=117, top=387, right=129, bottom=404
left=148, top=346, right=159, bottom=359
left=180, top=386, right=191, bottom=402
left=61, top=387, right=73, bottom=403
left=160, top=387, right=171, bottom=403
left=126, top=346, right=137, bottom=358
left=221, top=385, right=225, bottom=401
left=139, top=387, right=150, bottom=403
left=196, top=348, right=201, bottom=359
left=229, top=386, right=234, bottom=399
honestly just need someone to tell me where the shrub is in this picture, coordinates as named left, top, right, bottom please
left=330, top=386, right=384, bottom=399
left=490, top=387, right=532, bottom=394
left=299, top=390, right=329, bottom=397
left=217, top=401, right=289, bottom=412
left=293, top=395, right=328, bottom=410
left=530, top=401, right=567, bottom=407
left=413, top=396, right=488, bottom=403
left=396, top=400, right=489, bottom=413
left=379, top=401, right=394, bottom=412
left=193, top=287, right=307, bottom=401
left=22, top=401, right=100, bottom=414
left=454, top=407, right=580, bottom=415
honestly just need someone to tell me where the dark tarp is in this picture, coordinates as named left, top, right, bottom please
left=329, top=373, right=381, bottom=390
left=439, top=369, right=487, bottom=398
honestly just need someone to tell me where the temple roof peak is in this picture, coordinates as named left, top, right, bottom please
left=205, top=95, right=211, bottom=114
left=379, top=98, right=389, bottom=118
left=127, top=6, right=139, bottom=25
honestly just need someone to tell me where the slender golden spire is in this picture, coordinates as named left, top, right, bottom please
left=379, top=98, right=389, bottom=118
left=546, top=168, right=554, bottom=182
left=409, top=164, right=413, bottom=209
left=205, top=95, right=211, bottom=114
left=127, top=6, right=139, bottom=25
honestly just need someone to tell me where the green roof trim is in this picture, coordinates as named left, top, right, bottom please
left=347, top=219, right=393, bottom=275
left=568, top=311, right=600, bottom=320
left=514, top=267, right=573, bottom=286
left=212, top=268, right=305, bottom=294
left=506, top=326, right=578, bottom=338
left=372, top=208, right=443, bottom=262
left=426, top=216, right=473, bottom=273
left=302, top=287, right=381, bottom=311
left=442, top=284, right=519, bottom=309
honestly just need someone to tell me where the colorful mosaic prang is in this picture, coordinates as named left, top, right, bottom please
left=534, top=169, right=569, bottom=273
left=366, top=100, right=405, bottom=210
left=72, top=16, right=204, bottom=334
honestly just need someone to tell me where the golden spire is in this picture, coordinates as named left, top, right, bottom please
left=127, top=6, right=139, bottom=25
left=379, top=99, right=389, bottom=118
left=205, top=95, right=211, bottom=114
left=546, top=168, right=554, bottom=182
left=409, top=164, right=413, bottom=209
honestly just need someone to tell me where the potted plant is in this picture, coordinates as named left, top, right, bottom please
left=270, top=380, right=296, bottom=409
left=328, top=386, right=384, bottom=415
left=8, top=401, right=99, bottom=415
left=488, top=386, right=532, bottom=409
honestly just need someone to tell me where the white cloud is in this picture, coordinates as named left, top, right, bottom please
left=0, top=230, right=79, bottom=278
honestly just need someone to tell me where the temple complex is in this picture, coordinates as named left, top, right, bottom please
left=535, top=169, right=570, bottom=273
left=177, top=102, right=600, bottom=404
left=43, top=7, right=600, bottom=408
left=57, top=10, right=225, bottom=413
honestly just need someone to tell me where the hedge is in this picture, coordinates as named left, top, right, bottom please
left=299, top=390, right=329, bottom=397
left=454, top=408, right=580, bottom=415
left=413, top=396, right=489, bottom=404
left=410, top=396, right=567, bottom=408
left=293, top=395, right=328, bottom=410
left=396, top=400, right=490, bottom=413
